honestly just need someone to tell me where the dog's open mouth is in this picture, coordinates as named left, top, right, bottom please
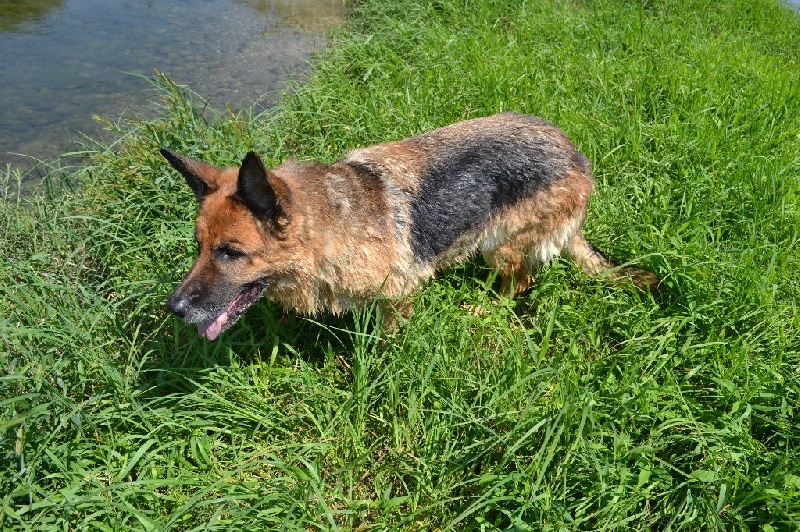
left=197, top=283, right=265, bottom=341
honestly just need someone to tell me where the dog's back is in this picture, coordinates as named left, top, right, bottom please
left=342, top=112, right=657, bottom=298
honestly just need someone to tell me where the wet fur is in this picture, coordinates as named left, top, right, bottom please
left=162, top=112, right=659, bottom=338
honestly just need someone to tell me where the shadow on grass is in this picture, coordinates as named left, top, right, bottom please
left=128, top=288, right=383, bottom=398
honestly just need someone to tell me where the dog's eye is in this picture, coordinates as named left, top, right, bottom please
left=214, top=244, right=247, bottom=261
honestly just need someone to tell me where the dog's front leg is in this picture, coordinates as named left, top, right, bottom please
left=380, top=297, right=414, bottom=334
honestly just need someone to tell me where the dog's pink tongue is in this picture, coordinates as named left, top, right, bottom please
left=197, top=311, right=228, bottom=341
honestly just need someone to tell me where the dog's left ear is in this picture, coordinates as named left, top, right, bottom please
left=236, top=151, right=292, bottom=229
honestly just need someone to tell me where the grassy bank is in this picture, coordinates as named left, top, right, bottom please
left=2, top=0, right=799, bottom=528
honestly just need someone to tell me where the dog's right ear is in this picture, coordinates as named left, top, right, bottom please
left=160, top=148, right=217, bottom=202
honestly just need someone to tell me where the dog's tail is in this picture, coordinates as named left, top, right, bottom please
left=563, top=232, right=661, bottom=292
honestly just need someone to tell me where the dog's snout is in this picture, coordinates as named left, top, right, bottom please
left=167, top=293, right=190, bottom=318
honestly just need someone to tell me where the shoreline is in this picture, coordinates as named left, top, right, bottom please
left=0, top=0, right=351, bottom=177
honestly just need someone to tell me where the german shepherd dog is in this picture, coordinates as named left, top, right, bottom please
left=161, top=113, right=658, bottom=340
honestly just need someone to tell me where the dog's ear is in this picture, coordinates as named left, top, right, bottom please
left=236, top=151, right=291, bottom=229
left=160, top=148, right=217, bottom=202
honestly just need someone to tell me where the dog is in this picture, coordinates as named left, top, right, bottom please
left=161, top=112, right=659, bottom=340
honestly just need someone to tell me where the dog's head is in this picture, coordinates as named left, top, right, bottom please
left=161, top=148, right=298, bottom=340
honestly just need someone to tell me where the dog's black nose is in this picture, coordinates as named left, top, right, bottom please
left=167, top=293, right=189, bottom=319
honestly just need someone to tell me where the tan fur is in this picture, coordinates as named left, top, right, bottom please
left=161, top=113, right=659, bottom=339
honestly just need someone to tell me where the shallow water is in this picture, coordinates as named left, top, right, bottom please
left=0, top=0, right=350, bottom=172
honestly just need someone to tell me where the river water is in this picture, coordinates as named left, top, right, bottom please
left=0, top=0, right=350, bottom=173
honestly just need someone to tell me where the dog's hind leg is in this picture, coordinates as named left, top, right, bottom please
left=481, top=224, right=554, bottom=298
left=563, top=232, right=660, bottom=291
left=485, top=243, right=532, bottom=298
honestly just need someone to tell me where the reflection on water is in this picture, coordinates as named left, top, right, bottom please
left=0, top=0, right=64, bottom=32
left=240, top=0, right=351, bottom=30
left=0, top=0, right=350, bottom=172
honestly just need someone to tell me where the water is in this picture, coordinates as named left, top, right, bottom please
left=0, top=0, right=350, bottom=172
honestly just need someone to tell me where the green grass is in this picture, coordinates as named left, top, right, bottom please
left=2, top=0, right=800, bottom=528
